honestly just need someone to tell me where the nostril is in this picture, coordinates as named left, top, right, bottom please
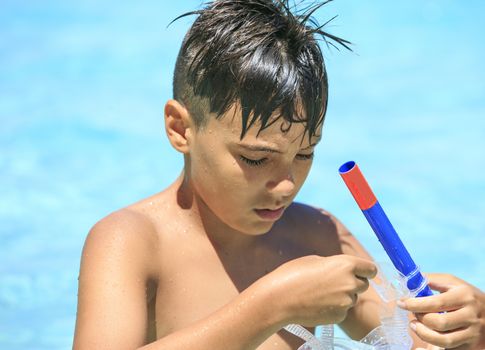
left=266, top=180, right=277, bottom=190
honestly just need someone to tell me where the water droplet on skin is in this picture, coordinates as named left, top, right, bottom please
left=149, top=201, right=153, bottom=206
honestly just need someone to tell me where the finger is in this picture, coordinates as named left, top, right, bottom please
left=350, top=292, right=358, bottom=306
left=415, top=307, right=473, bottom=332
left=399, top=288, right=464, bottom=313
left=351, top=257, right=377, bottom=279
left=425, top=275, right=453, bottom=293
left=354, top=276, right=370, bottom=294
left=425, top=273, right=465, bottom=285
left=410, top=321, right=473, bottom=349
left=425, top=273, right=468, bottom=292
left=427, top=281, right=452, bottom=293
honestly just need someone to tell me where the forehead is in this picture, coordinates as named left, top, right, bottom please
left=204, top=103, right=321, bottom=149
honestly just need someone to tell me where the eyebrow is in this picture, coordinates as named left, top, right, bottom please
left=237, top=138, right=321, bottom=153
left=238, top=143, right=282, bottom=153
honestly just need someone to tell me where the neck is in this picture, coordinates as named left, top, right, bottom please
left=173, top=170, right=264, bottom=253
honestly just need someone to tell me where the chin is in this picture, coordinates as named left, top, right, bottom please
left=236, top=220, right=275, bottom=236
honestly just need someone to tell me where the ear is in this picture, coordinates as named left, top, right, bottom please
left=164, top=99, right=193, bottom=154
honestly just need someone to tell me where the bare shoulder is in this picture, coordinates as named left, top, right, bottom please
left=83, top=207, right=160, bottom=279
left=282, top=202, right=371, bottom=258
left=280, top=202, right=342, bottom=256
left=282, top=202, right=329, bottom=230
left=89, top=207, right=158, bottom=238
left=85, top=208, right=158, bottom=262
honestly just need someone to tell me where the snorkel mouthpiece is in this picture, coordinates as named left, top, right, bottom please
left=338, top=161, right=433, bottom=297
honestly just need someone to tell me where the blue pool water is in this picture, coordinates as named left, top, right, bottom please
left=1, top=1, right=484, bottom=349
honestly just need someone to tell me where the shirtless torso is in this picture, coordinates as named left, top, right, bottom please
left=111, top=176, right=370, bottom=350
left=73, top=101, right=387, bottom=350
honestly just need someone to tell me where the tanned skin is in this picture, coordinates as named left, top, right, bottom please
left=73, top=101, right=485, bottom=350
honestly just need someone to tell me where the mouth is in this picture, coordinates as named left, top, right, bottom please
left=254, top=206, right=285, bottom=221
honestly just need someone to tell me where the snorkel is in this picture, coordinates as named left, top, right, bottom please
left=283, top=161, right=431, bottom=349
left=338, top=161, right=432, bottom=297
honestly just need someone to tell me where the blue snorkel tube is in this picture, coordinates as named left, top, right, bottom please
left=284, top=161, right=423, bottom=349
left=339, top=161, right=433, bottom=297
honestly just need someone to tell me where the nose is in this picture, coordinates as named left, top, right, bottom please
left=266, top=171, right=296, bottom=198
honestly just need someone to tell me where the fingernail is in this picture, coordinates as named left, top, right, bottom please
left=396, top=300, right=405, bottom=308
left=409, top=322, right=417, bottom=331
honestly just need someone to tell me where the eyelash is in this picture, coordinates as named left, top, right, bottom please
left=239, top=156, right=267, bottom=167
left=296, top=152, right=314, bottom=161
left=239, top=152, right=314, bottom=167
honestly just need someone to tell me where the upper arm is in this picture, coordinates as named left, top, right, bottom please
left=73, top=210, right=159, bottom=350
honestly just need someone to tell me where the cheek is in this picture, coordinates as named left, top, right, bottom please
left=291, top=161, right=313, bottom=193
left=190, top=152, right=267, bottom=232
left=190, top=146, right=250, bottom=203
left=298, top=160, right=313, bottom=181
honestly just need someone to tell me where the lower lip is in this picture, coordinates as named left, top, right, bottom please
left=254, top=207, right=285, bottom=221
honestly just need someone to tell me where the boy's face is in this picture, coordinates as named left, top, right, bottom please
left=186, top=104, right=321, bottom=235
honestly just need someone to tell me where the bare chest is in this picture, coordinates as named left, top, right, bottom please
left=148, top=233, right=310, bottom=349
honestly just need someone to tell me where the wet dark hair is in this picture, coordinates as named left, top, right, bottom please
left=171, top=0, right=350, bottom=139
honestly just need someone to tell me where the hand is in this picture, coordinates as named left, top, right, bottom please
left=398, top=273, right=485, bottom=350
left=263, top=254, right=377, bottom=327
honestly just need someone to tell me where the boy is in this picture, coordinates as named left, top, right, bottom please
left=73, top=1, right=485, bottom=349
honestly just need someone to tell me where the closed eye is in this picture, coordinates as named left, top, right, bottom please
left=296, top=152, right=314, bottom=161
left=239, top=155, right=267, bottom=167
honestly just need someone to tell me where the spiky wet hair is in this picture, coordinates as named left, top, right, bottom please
left=171, top=0, right=350, bottom=139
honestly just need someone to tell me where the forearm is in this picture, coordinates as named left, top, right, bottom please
left=138, top=280, right=287, bottom=350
